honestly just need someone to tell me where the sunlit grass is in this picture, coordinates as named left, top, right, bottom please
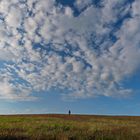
left=0, top=114, right=139, bottom=139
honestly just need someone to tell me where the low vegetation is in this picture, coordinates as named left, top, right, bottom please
left=0, top=114, right=139, bottom=140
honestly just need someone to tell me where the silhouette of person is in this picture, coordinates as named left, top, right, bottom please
left=68, top=110, right=71, bottom=115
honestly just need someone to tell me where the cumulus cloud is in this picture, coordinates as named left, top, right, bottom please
left=0, top=0, right=139, bottom=101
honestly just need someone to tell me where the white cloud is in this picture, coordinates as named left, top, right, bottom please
left=74, top=0, right=93, bottom=11
left=0, top=0, right=139, bottom=101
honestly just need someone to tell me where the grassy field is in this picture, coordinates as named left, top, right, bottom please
left=0, top=114, right=140, bottom=140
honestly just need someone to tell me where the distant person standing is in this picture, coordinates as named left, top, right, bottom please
left=68, top=110, right=71, bottom=115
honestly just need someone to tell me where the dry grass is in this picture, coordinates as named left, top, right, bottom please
left=0, top=114, right=139, bottom=140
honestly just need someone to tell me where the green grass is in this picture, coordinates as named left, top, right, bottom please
left=0, top=114, right=139, bottom=140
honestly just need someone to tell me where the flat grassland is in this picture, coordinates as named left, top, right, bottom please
left=0, top=114, right=140, bottom=140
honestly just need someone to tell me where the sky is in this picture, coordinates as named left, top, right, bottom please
left=0, top=0, right=140, bottom=115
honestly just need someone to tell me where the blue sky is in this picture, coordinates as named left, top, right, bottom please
left=0, top=0, right=140, bottom=115
left=0, top=72, right=140, bottom=115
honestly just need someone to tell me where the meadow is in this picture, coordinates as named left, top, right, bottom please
left=0, top=114, right=140, bottom=140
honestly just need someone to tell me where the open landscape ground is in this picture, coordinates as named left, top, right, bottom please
left=0, top=114, right=140, bottom=140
